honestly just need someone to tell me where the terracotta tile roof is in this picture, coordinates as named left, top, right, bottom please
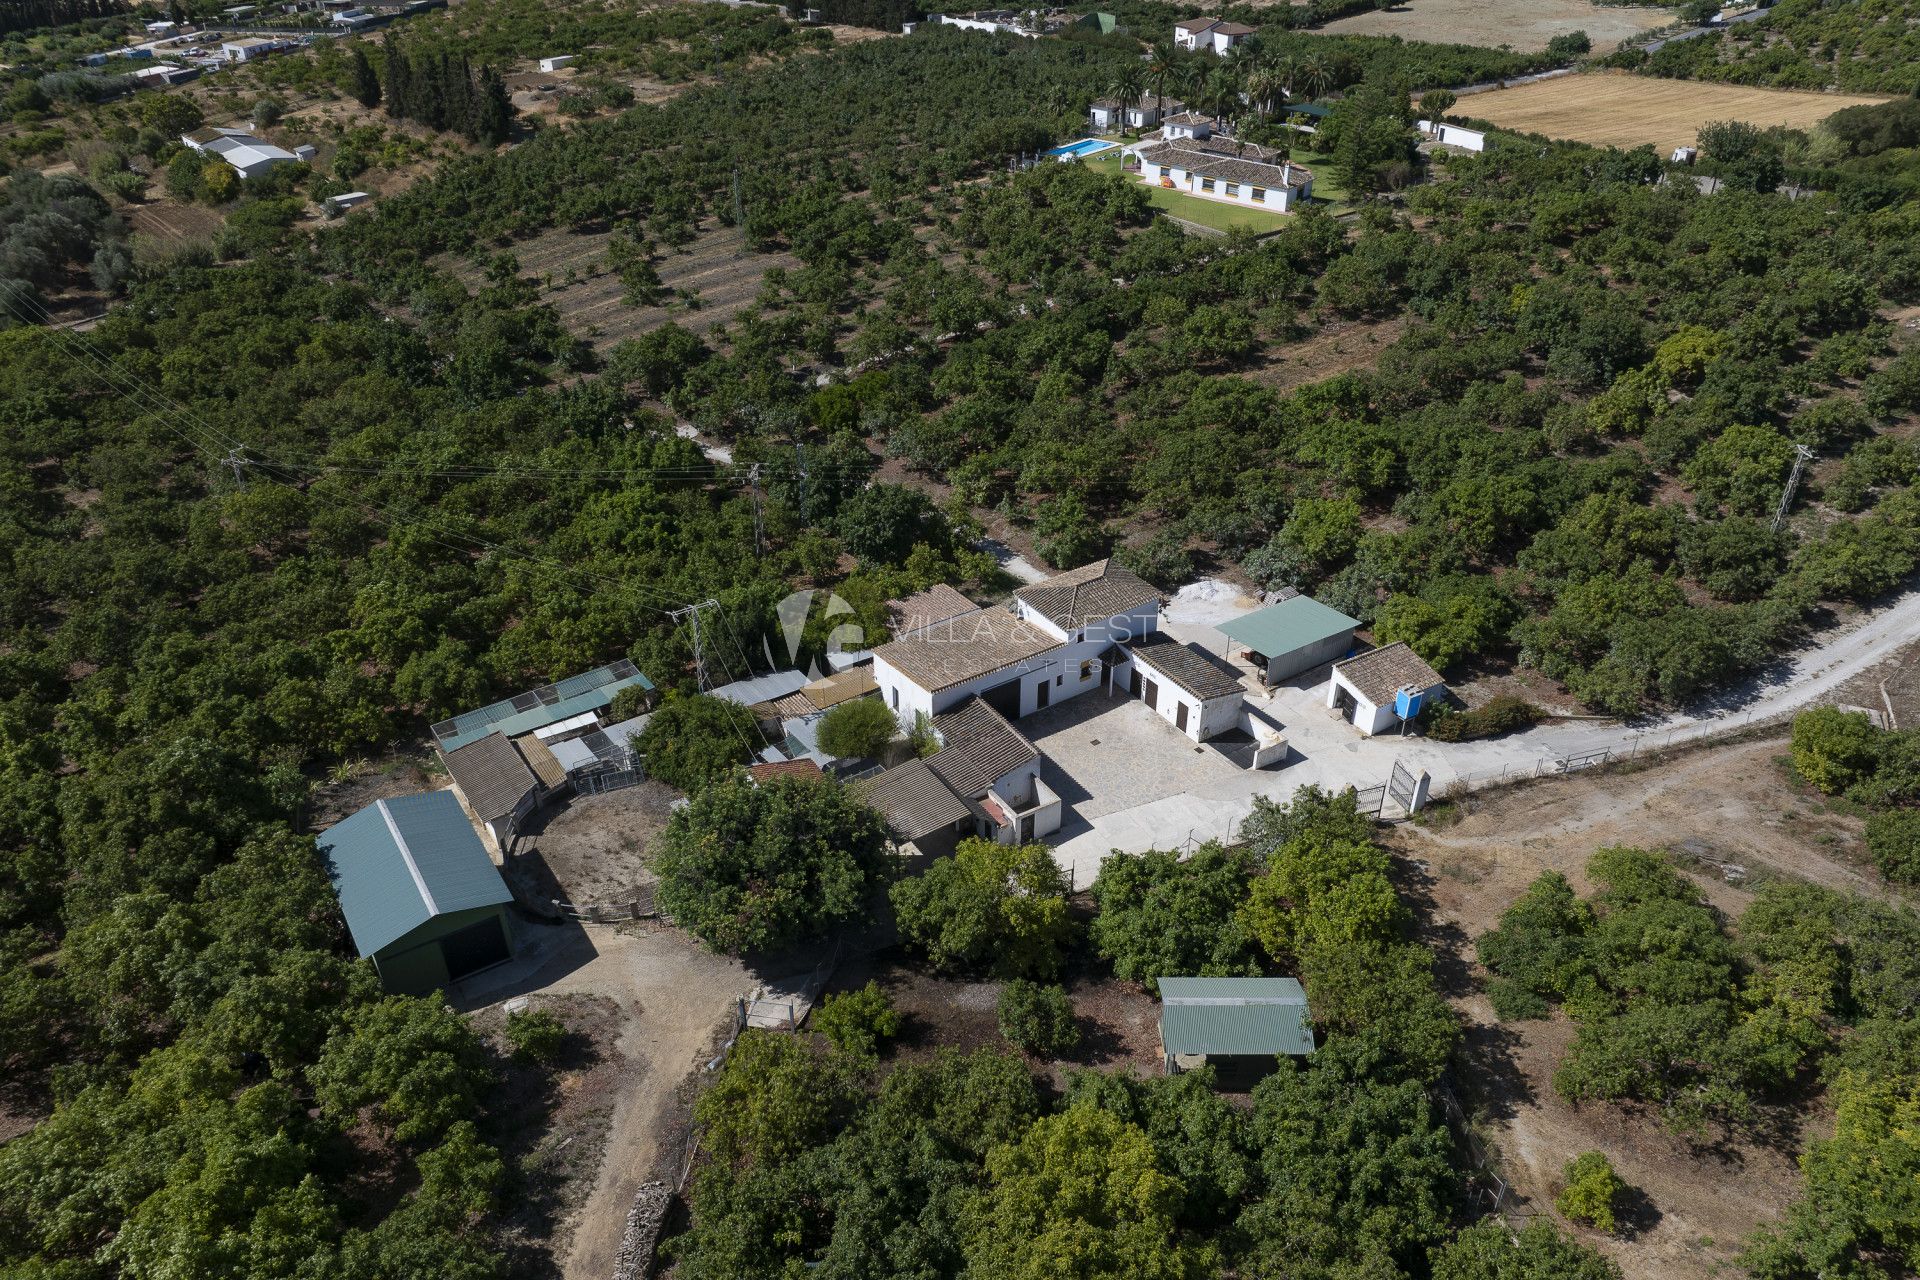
left=747, top=759, right=826, bottom=784
left=1013, top=559, right=1161, bottom=633
left=442, top=733, right=539, bottom=823
left=803, top=666, right=878, bottom=711
left=872, top=604, right=1061, bottom=694
left=853, top=758, right=971, bottom=840
left=1333, top=642, right=1446, bottom=706
left=1138, top=141, right=1313, bottom=189
left=927, top=697, right=1039, bottom=798
left=886, top=582, right=979, bottom=636
left=1175, top=17, right=1219, bottom=32
left=1213, top=20, right=1256, bottom=34
left=1130, top=635, right=1246, bottom=702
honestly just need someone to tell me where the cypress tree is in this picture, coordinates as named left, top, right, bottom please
left=379, top=34, right=408, bottom=119
left=473, top=65, right=512, bottom=146
left=348, top=45, right=380, bottom=109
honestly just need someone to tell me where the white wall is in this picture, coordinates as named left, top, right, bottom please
left=1327, top=668, right=1447, bottom=736
left=878, top=602, right=1160, bottom=732
left=1418, top=119, right=1487, bottom=152
left=1140, top=158, right=1306, bottom=212
left=1132, top=651, right=1244, bottom=743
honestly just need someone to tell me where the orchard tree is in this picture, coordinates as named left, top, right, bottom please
left=891, top=838, right=1077, bottom=979
left=1089, top=844, right=1260, bottom=992
left=635, top=694, right=758, bottom=794
left=815, top=696, right=898, bottom=761
left=654, top=774, right=889, bottom=954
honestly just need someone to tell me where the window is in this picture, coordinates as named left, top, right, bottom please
left=1224, top=182, right=1238, bottom=197
left=1055, top=674, right=1063, bottom=686
left=1200, top=177, right=1214, bottom=192
left=1251, top=187, right=1266, bottom=203
left=890, top=688, right=898, bottom=709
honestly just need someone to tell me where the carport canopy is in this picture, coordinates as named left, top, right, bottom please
left=1217, top=596, right=1359, bottom=664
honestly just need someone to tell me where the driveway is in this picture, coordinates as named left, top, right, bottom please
left=1035, top=588, right=1920, bottom=883
left=450, top=919, right=749, bottom=1280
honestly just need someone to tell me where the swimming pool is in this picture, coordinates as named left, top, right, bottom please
left=1044, top=137, right=1118, bottom=160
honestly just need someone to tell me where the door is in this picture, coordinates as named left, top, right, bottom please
left=1129, top=668, right=1142, bottom=697
left=1143, top=678, right=1158, bottom=710
left=1036, top=680, right=1050, bottom=710
left=439, top=915, right=510, bottom=982
left=981, top=679, right=1022, bottom=720
left=1176, top=702, right=1189, bottom=733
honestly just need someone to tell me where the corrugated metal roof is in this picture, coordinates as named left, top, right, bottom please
left=1158, top=976, right=1315, bottom=1057
left=1216, top=596, right=1359, bottom=660
left=431, top=659, right=652, bottom=750
left=317, top=791, right=512, bottom=957
left=710, top=669, right=811, bottom=707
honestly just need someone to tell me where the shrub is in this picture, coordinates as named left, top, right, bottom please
left=1113, top=532, right=1194, bottom=589
left=1556, top=1151, right=1626, bottom=1233
left=1864, top=809, right=1920, bottom=884
left=996, top=980, right=1079, bottom=1057
left=812, top=980, right=901, bottom=1057
left=890, top=838, right=1077, bottom=979
left=1426, top=696, right=1541, bottom=743
left=504, top=1008, right=567, bottom=1064
left=1789, top=707, right=1882, bottom=795
left=635, top=693, right=759, bottom=793
left=815, top=696, right=897, bottom=761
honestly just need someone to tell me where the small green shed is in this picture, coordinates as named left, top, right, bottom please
left=1216, top=596, right=1359, bottom=685
left=318, top=790, right=517, bottom=996
left=1158, top=976, right=1315, bottom=1088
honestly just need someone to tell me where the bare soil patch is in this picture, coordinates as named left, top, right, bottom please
left=512, top=779, right=679, bottom=909
left=824, top=944, right=1166, bottom=1094
left=447, top=221, right=797, bottom=352
left=1459, top=71, right=1896, bottom=153
left=308, top=753, right=437, bottom=831
left=470, top=992, right=627, bottom=1274
left=1248, top=314, right=1408, bottom=392
left=128, top=193, right=225, bottom=245
left=1830, top=634, right=1920, bottom=729
left=1320, top=0, right=1672, bottom=51
left=1384, top=733, right=1910, bottom=1279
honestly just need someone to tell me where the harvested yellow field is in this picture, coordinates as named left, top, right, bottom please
left=1320, top=0, right=1670, bottom=53
left=1458, top=72, right=1895, bottom=154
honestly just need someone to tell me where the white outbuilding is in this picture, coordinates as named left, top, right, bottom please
left=1327, top=642, right=1448, bottom=737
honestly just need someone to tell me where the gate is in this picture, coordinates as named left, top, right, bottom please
left=1352, top=782, right=1387, bottom=817
left=1385, top=759, right=1420, bottom=817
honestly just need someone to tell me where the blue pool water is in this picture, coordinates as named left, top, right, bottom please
left=1044, top=138, right=1116, bottom=159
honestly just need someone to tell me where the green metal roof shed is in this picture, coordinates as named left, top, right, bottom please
left=1216, top=596, right=1359, bottom=684
left=1159, top=977, right=1315, bottom=1083
left=318, top=791, right=516, bottom=995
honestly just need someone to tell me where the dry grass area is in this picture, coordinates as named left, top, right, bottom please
left=512, top=779, right=680, bottom=909
left=1390, top=734, right=1905, bottom=1279
left=1832, top=635, right=1920, bottom=729
left=447, top=221, right=797, bottom=351
left=127, top=190, right=226, bottom=246
left=1320, top=0, right=1673, bottom=52
left=1248, top=314, right=1408, bottom=393
left=1460, top=71, right=1896, bottom=153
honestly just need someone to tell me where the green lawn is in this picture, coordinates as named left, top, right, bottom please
left=1085, top=150, right=1294, bottom=234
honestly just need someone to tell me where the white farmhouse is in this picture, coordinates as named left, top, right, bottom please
left=1173, top=17, right=1256, bottom=54
left=1134, top=135, right=1314, bottom=212
left=871, top=559, right=1162, bottom=729
left=1327, top=642, right=1448, bottom=736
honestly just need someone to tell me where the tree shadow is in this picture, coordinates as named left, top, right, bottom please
left=1614, top=1182, right=1664, bottom=1241
left=1455, top=1019, right=1536, bottom=1119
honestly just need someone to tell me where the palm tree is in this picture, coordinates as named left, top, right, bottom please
left=1247, top=65, right=1283, bottom=118
left=1145, top=43, right=1179, bottom=120
left=1109, top=63, right=1145, bottom=134
left=1204, top=66, right=1240, bottom=130
left=1298, top=54, right=1332, bottom=102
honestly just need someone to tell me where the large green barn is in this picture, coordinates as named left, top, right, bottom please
left=318, top=790, right=517, bottom=995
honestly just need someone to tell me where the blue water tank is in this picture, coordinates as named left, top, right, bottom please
left=1394, top=686, right=1424, bottom=720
